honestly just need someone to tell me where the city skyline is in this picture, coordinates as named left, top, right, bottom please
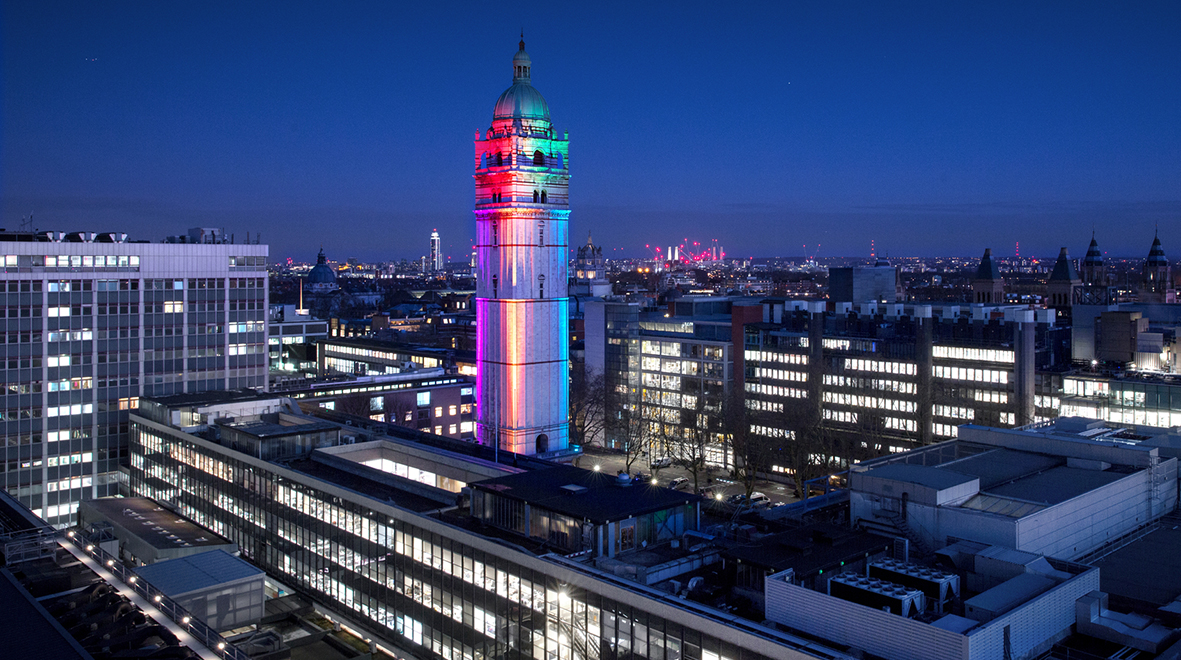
left=3, top=2, right=1179, bottom=262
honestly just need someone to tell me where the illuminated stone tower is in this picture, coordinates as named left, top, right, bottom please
left=474, top=37, right=569, bottom=455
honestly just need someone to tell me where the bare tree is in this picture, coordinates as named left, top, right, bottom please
left=569, top=370, right=608, bottom=448
left=722, top=388, right=772, bottom=499
left=619, top=407, right=658, bottom=475
left=335, top=394, right=374, bottom=420
left=671, top=426, right=711, bottom=494
left=385, top=395, right=416, bottom=430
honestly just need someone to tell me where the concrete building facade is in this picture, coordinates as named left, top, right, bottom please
left=0, top=231, right=267, bottom=527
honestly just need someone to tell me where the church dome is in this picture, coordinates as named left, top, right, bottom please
left=308, top=249, right=336, bottom=285
left=492, top=37, right=550, bottom=122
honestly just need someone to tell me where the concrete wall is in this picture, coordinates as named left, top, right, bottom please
left=937, top=505, right=1019, bottom=551
left=1016, top=461, right=1177, bottom=559
left=764, top=572, right=969, bottom=660
left=966, top=568, right=1100, bottom=660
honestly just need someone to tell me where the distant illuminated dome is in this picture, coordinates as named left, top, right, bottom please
left=492, top=38, right=551, bottom=123
left=307, top=248, right=338, bottom=291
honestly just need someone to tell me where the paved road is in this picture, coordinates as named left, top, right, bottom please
left=574, top=446, right=799, bottom=507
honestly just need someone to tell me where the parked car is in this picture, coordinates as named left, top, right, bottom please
left=748, top=492, right=771, bottom=507
left=632, top=472, right=651, bottom=484
left=698, top=486, right=722, bottom=500
left=649, top=456, right=673, bottom=469
left=668, top=477, right=690, bottom=490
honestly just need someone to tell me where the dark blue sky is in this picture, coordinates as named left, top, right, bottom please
left=3, top=1, right=1179, bottom=263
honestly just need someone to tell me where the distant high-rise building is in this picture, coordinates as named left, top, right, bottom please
left=429, top=229, right=443, bottom=272
left=828, top=259, right=902, bottom=303
left=0, top=230, right=268, bottom=527
left=473, top=38, right=569, bottom=456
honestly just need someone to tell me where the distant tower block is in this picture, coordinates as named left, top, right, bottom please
left=473, top=37, right=570, bottom=456
left=430, top=230, right=443, bottom=272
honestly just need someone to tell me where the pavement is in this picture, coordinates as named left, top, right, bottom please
left=574, top=446, right=799, bottom=508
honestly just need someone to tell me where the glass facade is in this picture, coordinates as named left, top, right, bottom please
left=130, top=417, right=808, bottom=660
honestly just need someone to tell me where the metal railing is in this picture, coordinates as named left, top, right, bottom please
left=63, top=529, right=249, bottom=660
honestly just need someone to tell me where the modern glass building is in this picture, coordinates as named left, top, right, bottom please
left=128, top=398, right=846, bottom=660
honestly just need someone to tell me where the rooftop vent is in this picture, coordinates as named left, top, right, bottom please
left=560, top=484, right=588, bottom=496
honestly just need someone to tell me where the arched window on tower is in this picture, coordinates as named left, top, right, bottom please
left=533, top=150, right=545, bottom=166
left=496, top=153, right=503, bottom=167
left=538, top=222, right=545, bottom=247
left=492, top=222, right=499, bottom=247
left=540, top=190, right=547, bottom=204
left=533, top=190, right=539, bottom=203
left=481, top=153, right=488, bottom=169
left=538, top=274, right=545, bottom=299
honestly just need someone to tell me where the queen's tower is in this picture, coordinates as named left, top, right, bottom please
left=474, top=37, right=570, bottom=455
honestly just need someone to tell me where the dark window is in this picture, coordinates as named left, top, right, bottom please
left=538, top=222, right=545, bottom=247
left=533, top=190, right=539, bottom=203
left=533, top=150, right=545, bottom=166
left=492, top=275, right=498, bottom=298
left=539, top=274, right=545, bottom=299
left=540, top=190, right=547, bottom=203
left=496, top=153, right=503, bottom=166
left=492, top=223, right=499, bottom=247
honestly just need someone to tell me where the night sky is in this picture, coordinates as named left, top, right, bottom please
left=3, top=2, right=1179, bottom=264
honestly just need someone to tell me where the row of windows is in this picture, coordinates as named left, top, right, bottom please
left=29, top=255, right=141, bottom=269
left=745, top=382, right=807, bottom=399
left=745, top=349, right=808, bottom=365
left=933, top=365, right=1010, bottom=384
left=933, top=405, right=974, bottom=420
left=755, top=367, right=807, bottom=383
left=822, top=391, right=917, bottom=413
left=932, top=345, right=1015, bottom=364
left=843, top=358, right=917, bottom=376
left=823, top=374, right=915, bottom=395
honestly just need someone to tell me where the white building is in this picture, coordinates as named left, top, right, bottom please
left=850, top=418, right=1178, bottom=562
left=0, top=230, right=268, bottom=527
left=473, top=38, right=570, bottom=456
left=429, top=229, right=443, bottom=272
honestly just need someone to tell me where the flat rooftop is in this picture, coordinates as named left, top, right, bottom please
left=284, top=456, right=446, bottom=513
left=224, top=417, right=338, bottom=439
left=472, top=465, right=701, bottom=523
left=1091, top=514, right=1181, bottom=613
left=83, top=497, right=231, bottom=550
left=135, top=549, right=263, bottom=596
left=144, top=388, right=280, bottom=408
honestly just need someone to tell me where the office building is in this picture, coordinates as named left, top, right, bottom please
left=743, top=300, right=1068, bottom=460
left=0, top=230, right=267, bottom=527
left=827, top=260, right=902, bottom=304
left=430, top=229, right=443, bottom=273
left=474, top=38, right=570, bottom=456
left=128, top=391, right=844, bottom=660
